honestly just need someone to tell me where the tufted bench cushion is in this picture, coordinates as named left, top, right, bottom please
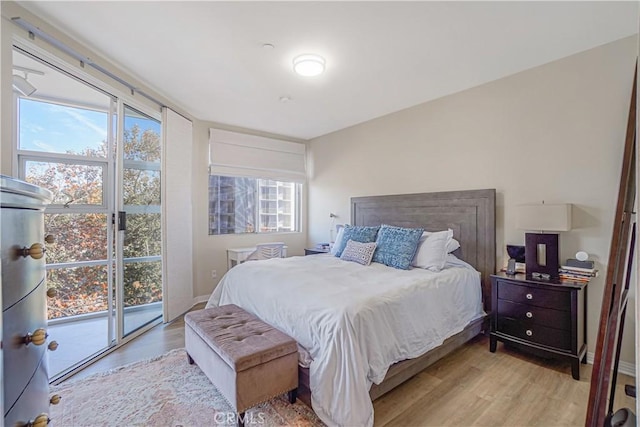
left=184, top=304, right=298, bottom=425
left=185, top=305, right=297, bottom=372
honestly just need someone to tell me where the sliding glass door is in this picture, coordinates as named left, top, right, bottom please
left=118, top=105, right=163, bottom=337
left=14, top=47, right=163, bottom=380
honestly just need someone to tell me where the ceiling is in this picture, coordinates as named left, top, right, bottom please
left=15, top=1, right=639, bottom=140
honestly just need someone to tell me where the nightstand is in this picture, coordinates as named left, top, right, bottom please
left=489, top=272, right=587, bottom=380
left=304, top=248, right=329, bottom=255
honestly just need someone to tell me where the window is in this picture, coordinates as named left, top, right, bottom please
left=207, top=128, right=305, bottom=235
left=208, top=175, right=301, bottom=235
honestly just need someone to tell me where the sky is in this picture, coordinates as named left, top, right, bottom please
left=19, top=98, right=161, bottom=157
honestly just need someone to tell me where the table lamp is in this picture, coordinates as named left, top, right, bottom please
left=516, top=203, right=572, bottom=280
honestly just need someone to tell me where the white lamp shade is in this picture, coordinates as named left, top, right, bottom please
left=516, top=203, right=572, bottom=232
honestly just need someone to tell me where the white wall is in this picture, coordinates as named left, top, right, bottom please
left=307, top=36, right=638, bottom=366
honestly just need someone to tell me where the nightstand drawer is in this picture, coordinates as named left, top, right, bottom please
left=497, top=318, right=571, bottom=351
left=497, top=299, right=571, bottom=330
left=497, top=280, right=570, bottom=311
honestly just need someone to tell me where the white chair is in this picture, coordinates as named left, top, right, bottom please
left=246, top=242, right=286, bottom=261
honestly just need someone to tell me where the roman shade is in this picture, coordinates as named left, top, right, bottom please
left=209, top=128, right=306, bottom=182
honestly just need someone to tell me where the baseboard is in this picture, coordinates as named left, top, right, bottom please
left=193, top=295, right=210, bottom=305
left=586, top=352, right=636, bottom=377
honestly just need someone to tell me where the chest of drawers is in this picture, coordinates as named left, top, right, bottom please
left=489, top=272, right=587, bottom=380
left=2, top=176, right=54, bottom=426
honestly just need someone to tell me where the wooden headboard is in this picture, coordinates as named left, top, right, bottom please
left=351, top=189, right=496, bottom=311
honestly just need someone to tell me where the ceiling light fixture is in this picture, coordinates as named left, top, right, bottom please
left=12, top=66, right=44, bottom=97
left=13, top=75, right=36, bottom=96
left=293, top=54, right=325, bottom=77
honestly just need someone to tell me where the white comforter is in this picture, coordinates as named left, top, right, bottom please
left=206, top=254, right=483, bottom=427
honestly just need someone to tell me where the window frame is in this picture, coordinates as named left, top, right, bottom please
left=18, top=152, right=111, bottom=213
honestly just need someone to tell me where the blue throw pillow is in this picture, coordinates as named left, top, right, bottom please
left=333, top=225, right=380, bottom=257
left=372, top=224, right=424, bottom=269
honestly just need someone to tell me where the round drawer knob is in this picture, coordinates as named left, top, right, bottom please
left=526, top=311, right=533, bottom=318
left=50, top=394, right=62, bottom=405
left=46, top=288, right=57, bottom=298
left=45, top=234, right=56, bottom=244
left=19, top=243, right=46, bottom=260
left=48, top=341, right=59, bottom=351
left=525, top=329, right=533, bottom=337
left=525, top=293, right=533, bottom=300
left=24, top=328, right=48, bottom=346
left=27, top=414, right=50, bottom=427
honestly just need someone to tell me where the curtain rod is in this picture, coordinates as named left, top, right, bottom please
left=12, top=16, right=166, bottom=109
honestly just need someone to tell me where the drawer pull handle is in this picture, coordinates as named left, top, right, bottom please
left=45, top=234, right=56, bottom=244
left=26, top=413, right=50, bottom=427
left=526, top=329, right=533, bottom=337
left=48, top=341, right=59, bottom=352
left=526, top=311, right=533, bottom=318
left=47, top=288, right=58, bottom=298
left=526, top=293, right=533, bottom=300
left=24, top=328, right=48, bottom=346
left=50, top=394, right=62, bottom=405
left=18, top=242, right=46, bottom=260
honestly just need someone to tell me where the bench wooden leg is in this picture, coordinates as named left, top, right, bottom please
left=288, top=388, right=297, bottom=404
left=238, top=412, right=245, bottom=427
left=187, top=353, right=194, bottom=365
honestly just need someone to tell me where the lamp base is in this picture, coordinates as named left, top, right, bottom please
left=525, top=232, right=559, bottom=280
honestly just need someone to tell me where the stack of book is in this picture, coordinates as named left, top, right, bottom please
left=315, top=243, right=331, bottom=251
left=559, top=265, right=598, bottom=283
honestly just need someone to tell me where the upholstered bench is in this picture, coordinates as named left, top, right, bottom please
left=184, top=304, right=298, bottom=426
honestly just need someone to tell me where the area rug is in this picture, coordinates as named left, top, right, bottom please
left=50, top=348, right=324, bottom=427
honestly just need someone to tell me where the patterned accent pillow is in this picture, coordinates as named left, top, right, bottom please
left=372, top=224, right=424, bottom=270
left=340, top=240, right=378, bottom=266
left=333, top=225, right=380, bottom=257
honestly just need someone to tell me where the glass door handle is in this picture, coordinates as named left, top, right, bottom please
left=118, top=211, right=127, bottom=231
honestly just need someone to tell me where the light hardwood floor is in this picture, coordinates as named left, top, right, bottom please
left=65, top=306, right=635, bottom=426
left=68, top=305, right=199, bottom=381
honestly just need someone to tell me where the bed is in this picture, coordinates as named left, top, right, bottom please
left=207, top=189, right=496, bottom=426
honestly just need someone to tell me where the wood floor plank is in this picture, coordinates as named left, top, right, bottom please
left=61, top=308, right=636, bottom=426
left=374, top=371, right=443, bottom=427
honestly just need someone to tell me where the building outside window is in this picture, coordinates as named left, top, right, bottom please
left=208, top=175, right=301, bottom=235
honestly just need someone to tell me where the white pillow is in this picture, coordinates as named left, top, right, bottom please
left=419, top=230, right=460, bottom=253
left=330, top=226, right=345, bottom=256
left=412, top=229, right=455, bottom=271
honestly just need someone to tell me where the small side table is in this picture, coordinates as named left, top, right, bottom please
left=489, top=272, right=587, bottom=380
left=227, top=247, right=258, bottom=269
left=227, top=246, right=288, bottom=269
